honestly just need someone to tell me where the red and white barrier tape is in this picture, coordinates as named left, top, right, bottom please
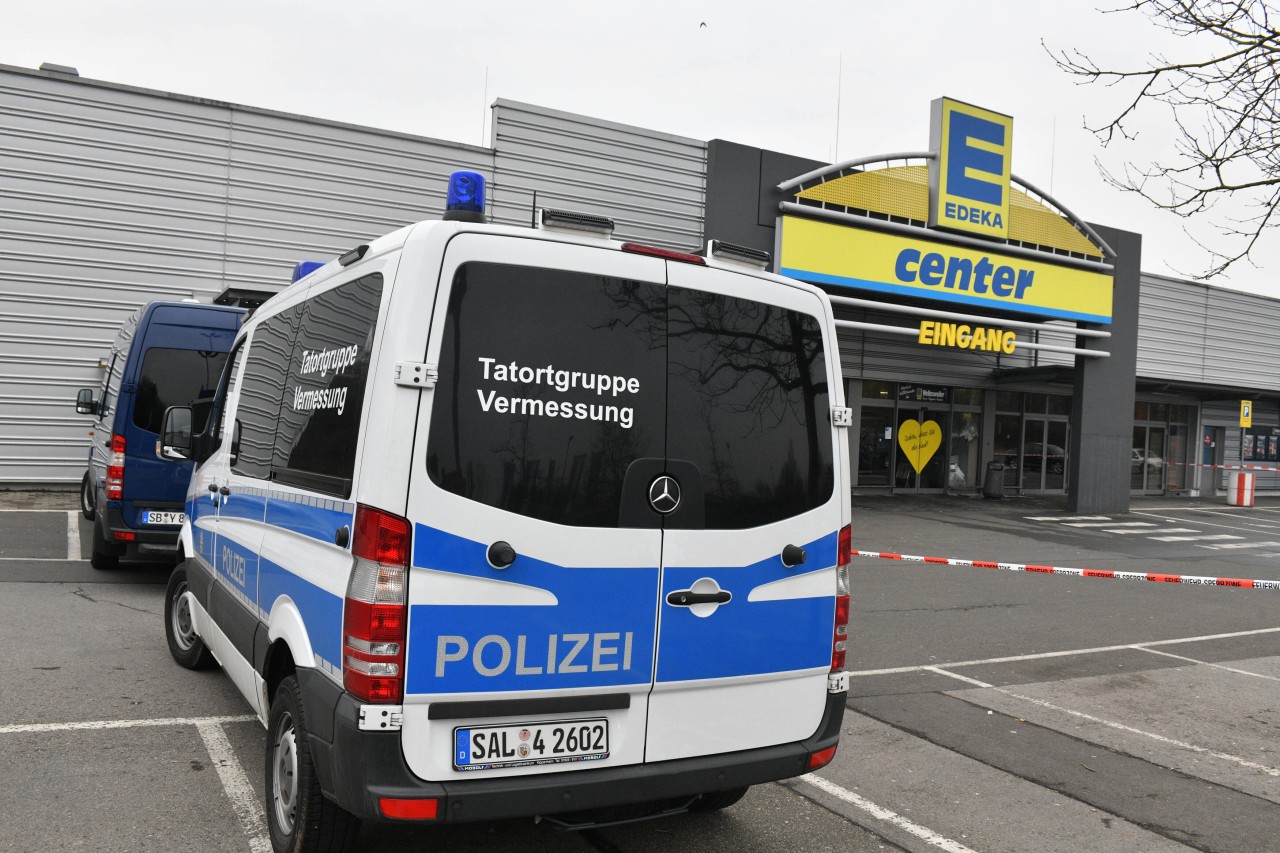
left=854, top=550, right=1280, bottom=590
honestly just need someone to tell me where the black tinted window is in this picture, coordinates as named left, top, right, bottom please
left=427, top=263, right=666, bottom=527
left=666, top=288, right=833, bottom=528
left=273, top=274, right=382, bottom=495
left=133, top=348, right=229, bottom=434
left=232, top=308, right=300, bottom=480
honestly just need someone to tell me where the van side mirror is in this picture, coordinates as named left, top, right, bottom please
left=160, top=406, right=193, bottom=460
left=75, top=388, right=99, bottom=416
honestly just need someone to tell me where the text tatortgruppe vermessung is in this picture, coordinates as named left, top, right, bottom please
left=475, top=357, right=638, bottom=429
left=292, top=345, right=359, bottom=416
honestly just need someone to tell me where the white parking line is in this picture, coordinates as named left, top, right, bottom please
left=1132, top=509, right=1280, bottom=535
left=65, top=511, right=78, bottom=561
left=1134, top=647, right=1280, bottom=681
left=1107, top=527, right=1197, bottom=535
left=929, top=667, right=1280, bottom=778
left=1063, top=521, right=1157, bottom=528
left=1197, top=540, right=1280, bottom=550
left=799, top=774, right=977, bottom=853
left=846, top=626, right=1280, bottom=676
left=0, top=714, right=257, bottom=734
left=1149, top=534, right=1242, bottom=542
left=1024, top=515, right=1109, bottom=521
left=196, top=721, right=270, bottom=853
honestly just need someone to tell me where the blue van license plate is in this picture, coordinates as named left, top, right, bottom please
left=143, top=511, right=185, bottom=525
left=453, top=719, right=608, bottom=771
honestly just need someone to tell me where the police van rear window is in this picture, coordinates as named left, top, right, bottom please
left=133, top=348, right=229, bottom=435
left=426, top=262, right=833, bottom=529
left=427, top=263, right=667, bottom=527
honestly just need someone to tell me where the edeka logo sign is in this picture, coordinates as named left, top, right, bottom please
left=778, top=216, right=1114, bottom=324
left=929, top=98, right=1012, bottom=240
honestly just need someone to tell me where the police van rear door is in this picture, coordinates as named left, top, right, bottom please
left=400, top=235, right=669, bottom=781
left=645, top=262, right=840, bottom=762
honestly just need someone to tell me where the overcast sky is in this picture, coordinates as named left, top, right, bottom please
left=7, top=0, right=1278, bottom=294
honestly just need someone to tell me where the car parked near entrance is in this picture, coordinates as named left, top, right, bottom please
left=1005, top=443, right=1066, bottom=475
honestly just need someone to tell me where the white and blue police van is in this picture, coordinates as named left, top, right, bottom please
left=160, top=172, right=852, bottom=852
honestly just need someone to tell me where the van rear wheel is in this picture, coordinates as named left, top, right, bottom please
left=689, top=786, right=750, bottom=812
left=267, top=675, right=360, bottom=853
left=80, top=472, right=95, bottom=521
left=89, top=527, right=119, bottom=570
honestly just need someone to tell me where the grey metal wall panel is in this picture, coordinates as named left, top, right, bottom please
left=0, top=65, right=489, bottom=485
left=491, top=100, right=706, bottom=250
left=1136, top=275, right=1209, bottom=383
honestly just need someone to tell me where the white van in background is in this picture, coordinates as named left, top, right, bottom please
left=161, top=172, right=851, bottom=852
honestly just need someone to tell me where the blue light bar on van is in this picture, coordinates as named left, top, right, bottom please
left=443, top=171, right=486, bottom=223
left=291, top=261, right=324, bottom=283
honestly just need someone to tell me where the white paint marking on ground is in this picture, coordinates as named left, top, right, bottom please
left=0, top=509, right=80, bottom=513
left=1134, top=646, right=1280, bottom=681
left=798, top=774, right=978, bottom=853
left=846, top=626, right=1280, bottom=676
left=0, top=557, right=89, bottom=562
left=1196, top=540, right=1280, bottom=550
left=1107, top=527, right=1197, bottom=535
left=928, top=668, right=1280, bottom=778
left=1024, top=515, right=1109, bottom=522
left=1150, top=534, right=1242, bottom=542
left=0, top=714, right=258, bottom=735
left=1063, top=521, right=1157, bottom=528
left=1131, top=509, right=1280, bottom=536
left=196, top=721, right=271, bottom=853
left=65, top=511, right=78, bottom=561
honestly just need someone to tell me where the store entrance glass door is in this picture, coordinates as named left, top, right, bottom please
left=1020, top=418, right=1069, bottom=493
left=1133, top=425, right=1167, bottom=494
left=895, top=407, right=947, bottom=491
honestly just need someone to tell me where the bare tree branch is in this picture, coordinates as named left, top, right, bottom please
left=1046, top=0, right=1280, bottom=277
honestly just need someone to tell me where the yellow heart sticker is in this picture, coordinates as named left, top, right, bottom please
left=898, top=419, right=941, bottom=474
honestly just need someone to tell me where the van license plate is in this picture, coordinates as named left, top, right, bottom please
left=143, top=511, right=185, bottom=525
left=453, top=718, right=608, bottom=771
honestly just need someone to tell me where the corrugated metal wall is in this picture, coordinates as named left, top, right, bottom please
left=1138, top=274, right=1280, bottom=389
left=0, top=65, right=490, bottom=485
left=0, top=74, right=708, bottom=486
left=490, top=99, right=706, bottom=250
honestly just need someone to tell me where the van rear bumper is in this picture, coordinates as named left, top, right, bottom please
left=101, top=504, right=181, bottom=548
left=301, top=672, right=846, bottom=825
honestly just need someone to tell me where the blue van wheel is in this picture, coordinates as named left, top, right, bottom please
left=80, top=472, right=95, bottom=522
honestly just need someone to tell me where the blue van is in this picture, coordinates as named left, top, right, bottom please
left=76, top=301, right=244, bottom=569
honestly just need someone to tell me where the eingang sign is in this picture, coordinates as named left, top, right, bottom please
left=778, top=216, right=1113, bottom=324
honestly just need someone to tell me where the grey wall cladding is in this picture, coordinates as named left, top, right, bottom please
left=0, top=65, right=488, bottom=484
left=490, top=99, right=706, bottom=250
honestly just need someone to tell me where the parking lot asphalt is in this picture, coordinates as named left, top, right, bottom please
left=1, top=488, right=1277, bottom=852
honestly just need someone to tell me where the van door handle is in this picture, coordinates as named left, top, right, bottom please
left=208, top=483, right=218, bottom=493
left=781, top=544, right=807, bottom=567
left=667, top=589, right=732, bottom=607
left=218, top=486, right=231, bottom=496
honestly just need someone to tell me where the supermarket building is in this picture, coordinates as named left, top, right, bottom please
left=1, top=62, right=1276, bottom=513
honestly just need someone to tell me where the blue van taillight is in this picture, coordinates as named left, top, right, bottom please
left=831, top=524, right=852, bottom=673
left=105, top=434, right=126, bottom=501
left=343, top=505, right=411, bottom=703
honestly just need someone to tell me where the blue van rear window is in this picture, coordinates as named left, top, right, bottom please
left=133, top=348, right=229, bottom=434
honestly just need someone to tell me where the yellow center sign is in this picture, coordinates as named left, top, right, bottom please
left=898, top=419, right=941, bottom=474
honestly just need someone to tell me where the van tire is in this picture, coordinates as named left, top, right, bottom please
left=90, top=527, right=119, bottom=570
left=689, top=786, right=750, bottom=812
left=267, top=675, right=360, bottom=853
left=165, top=565, right=215, bottom=670
left=80, top=472, right=96, bottom=521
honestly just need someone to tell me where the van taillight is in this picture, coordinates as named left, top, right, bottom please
left=105, top=434, right=126, bottom=500
left=831, top=523, right=851, bottom=672
left=343, top=505, right=411, bottom=704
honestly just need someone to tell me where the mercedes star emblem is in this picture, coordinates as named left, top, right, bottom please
left=648, top=475, right=681, bottom=514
